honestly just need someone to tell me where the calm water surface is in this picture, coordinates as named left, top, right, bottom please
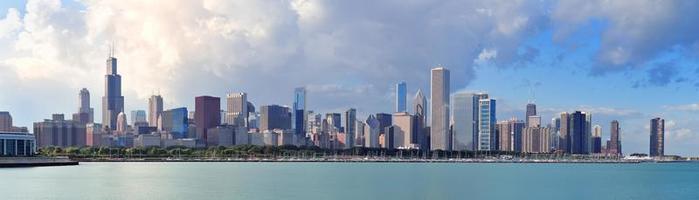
left=2, top=162, right=698, bottom=200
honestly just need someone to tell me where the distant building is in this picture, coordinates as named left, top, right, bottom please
left=33, top=114, right=86, bottom=148
left=592, top=125, right=602, bottom=154
left=326, top=113, right=342, bottom=131
left=383, top=125, right=396, bottom=149
left=395, top=81, right=407, bottom=112
left=355, top=120, right=365, bottom=147
left=392, top=112, right=414, bottom=148
left=478, top=98, right=496, bottom=151
left=292, top=87, right=306, bottom=139
left=430, top=67, right=450, bottom=151
left=226, top=92, right=248, bottom=127
left=130, top=110, right=147, bottom=126
left=650, top=118, right=665, bottom=157
left=365, top=115, right=380, bottom=148
left=195, top=96, right=221, bottom=145
left=497, top=118, right=524, bottom=152
left=0, top=112, right=13, bottom=131
left=567, top=111, right=590, bottom=154
left=413, top=89, right=427, bottom=150
left=134, top=133, right=161, bottom=148
left=522, top=126, right=550, bottom=153
left=160, top=107, right=189, bottom=139
left=77, top=88, right=94, bottom=123
left=207, top=125, right=247, bottom=147
left=102, top=55, right=124, bottom=130
left=0, top=131, right=36, bottom=156
left=344, top=108, right=357, bottom=148
left=607, top=120, right=622, bottom=156
left=260, top=105, right=291, bottom=131
left=148, top=95, right=164, bottom=127
left=116, top=112, right=128, bottom=134
left=525, top=103, right=536, bottom=126
left=452, top=92, right=477, bottom=151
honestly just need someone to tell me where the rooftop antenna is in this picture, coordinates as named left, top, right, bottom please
left=109, top=40, right=116, bottom=58
left=527, top=81, right=536, bottom=104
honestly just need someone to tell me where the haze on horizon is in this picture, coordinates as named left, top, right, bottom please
left=0, top=0, right=698, bottom=156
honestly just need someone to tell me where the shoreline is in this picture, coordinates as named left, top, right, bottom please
left=73, top=157, right=652, bottom=164
left=0, top=157, right=79, bottom=168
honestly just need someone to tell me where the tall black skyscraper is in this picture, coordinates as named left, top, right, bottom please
left=525, top=103, right=536, bottom=125
left=650, top=118, right=665, bottom=157
left=102, top=53, right=124, bottom=130
left=569, top=111, right=589, bottom=154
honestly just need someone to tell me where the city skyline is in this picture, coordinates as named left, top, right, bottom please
left=0, top=1, right=698, bottom=156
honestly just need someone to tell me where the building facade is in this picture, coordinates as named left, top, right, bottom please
left=260, top=105, right=291, bottom=131
left=34, top=114, right=86, bottom=148
left=396, top=81, right=407, bottom=112
left=195, top=96, right=221, bottom=145
left=608, top=120, right=622, bottom=156
left=0, top=132, right=36, bottom=156
left=478, top=99, right=496, bottom=151
left=650, top=118, right=665, bottom=157
left=148, top=95, right=164, bottom=127
left=344, top=108, right=356, bottom=148
left=102, top=55, right=125, bottom=130
left=430, top=67, right=450, bottom=151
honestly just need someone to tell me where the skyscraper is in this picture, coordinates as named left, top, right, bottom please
left=365, top=115, right=380, bottom=148
left=413, top=89, right=427, bottom=150
left=148, top=95, right=163, bottom=127
left=478, top=98, right=496, bottom=151
left=608, top=120, right=622, bottom=156
left=226, top=92, right=248, bottom=126
left=102, top=55, right=124, bottom=130
left=592, top=124, right=602, bottom=153
left=78, top=88, right=94, bottom=123
left=260, top=105, right=291, bottom=131
left=344, top=108, right=356, bottom=148
left=376, top=113, right=392, bottom=131
left=559, top=112, right=570, bottom=153
left=496, top=121, right=512, bottom=151
left=393, top=112, right=415, bottom=148
left=569, top=111, right=589, bottom=154
left=292, top=87, right=306, bottom=138
left=195, top=96, right=221, bottom=145
left=452, top=92, right=478, bottom=151
left=430, top=67, right=450, bottom=151
left=395, top=81, right=407, bottom=112
left=525, top=103, right=536, bottom=126
left=650, top=118, right=665, bottom=157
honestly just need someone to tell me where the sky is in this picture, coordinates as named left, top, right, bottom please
left=0, top=0, right=698, bottom=156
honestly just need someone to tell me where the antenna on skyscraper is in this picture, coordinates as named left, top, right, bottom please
left=527, top=81, right=536, bottom=104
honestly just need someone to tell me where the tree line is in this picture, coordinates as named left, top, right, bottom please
left=37, top=145, right=620, bottom=160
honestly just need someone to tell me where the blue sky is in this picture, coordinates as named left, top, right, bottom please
left=0, top=0, right=698, bottom=155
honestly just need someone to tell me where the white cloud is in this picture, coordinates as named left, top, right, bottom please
left=0, top=0, right=551, bottom=126
left=664, top=103, right=699, bottom=112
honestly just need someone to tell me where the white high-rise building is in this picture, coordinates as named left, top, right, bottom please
left=430, top=67, right=450, bottom=151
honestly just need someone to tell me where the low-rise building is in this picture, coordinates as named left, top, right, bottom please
left=0, top=132, right=36, bottom=156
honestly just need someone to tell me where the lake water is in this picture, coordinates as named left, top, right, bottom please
left=2, top=162, right=698, bottom=200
